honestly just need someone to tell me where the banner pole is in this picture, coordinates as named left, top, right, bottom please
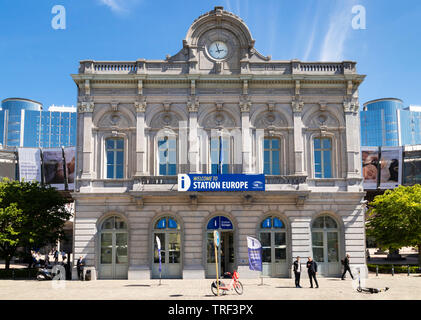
left=215, top=244, right=219, bottom=296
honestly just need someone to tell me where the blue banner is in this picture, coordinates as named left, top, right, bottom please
left=178, top=174, right=265, bottom=192
left=247, top=236, right=262, bottom=272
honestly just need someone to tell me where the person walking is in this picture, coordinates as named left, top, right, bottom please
left=77, top=256, right=85, bottom=280
left=306, top=257, right=319, bottom=288
left=293, top=256, right=302, bottom=288
left=54, top=249, right=59, bottom=264
left=341, top=253, right=354, bottom=280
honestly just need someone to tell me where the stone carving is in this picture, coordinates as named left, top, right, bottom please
left=239, top=95, right=251, bottom=113
left=135, top=96, right=147, bottom=113
left=254, top=111, right=287, bottom=129
left=187, top=95, right=199, bottom=113
left=150, top=111, right=179, bottom=128
left=307, top=111, right=339, bottom=129
left=291, top=97, right=304, bottom=113
left=98, top=112, right=130, bottom=129
left=343, top=99, right=359, bottom=113
left=202, top=111, right=236, bottom=128
left=78, top=101, right=94, bottom=113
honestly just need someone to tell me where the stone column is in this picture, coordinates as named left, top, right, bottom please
left=344, top=99, right=361, bottom=191
left=79, top=101, right=94, bottom=179
left=240, top=95, right=252, bottom=173
left=187, top=96, right=200, bottom=173
left=134, top=97, right=147, bottom=176
left=292, top=97, right=305, bottom=175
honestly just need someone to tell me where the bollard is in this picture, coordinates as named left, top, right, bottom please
left=12, top=269, right=15, bottom=280
left=376, top=265, right=378, bottom=277
left=408, top=265, right=410, bottom=276
left=392, top=265, right=394, bottom=276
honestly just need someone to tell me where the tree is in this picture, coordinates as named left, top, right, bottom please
left=366, top=185, right=421, bottom=266
left=0, top=178, right=71, bottom=269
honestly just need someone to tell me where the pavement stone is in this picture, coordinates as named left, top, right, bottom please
left=0, top=274, right=420, bottom=300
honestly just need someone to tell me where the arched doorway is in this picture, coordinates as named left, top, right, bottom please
left=258, top=216, right=288, bottom=277
left=152, top=216, right=182, bottom=279
left=99, top=215, right=128, bottom=279
left=311, top=215, right=341, bottom=276
left=206, top=216, right=234, bottom=278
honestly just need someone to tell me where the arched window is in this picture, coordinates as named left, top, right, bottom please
left=106, top=138, right=124, bottom=179
left=99, top=215, right=128, bottom=279
left=311, top=215, right=339, bottom=264
left=314, top=137, right=332, bottom=178
left=263, top=138, right=281, bottom=175
left=158, top=136, right=177, bottom=175
left=259, top=216, right=286, bottom=266
left=152, top=216, right=181, bottom=278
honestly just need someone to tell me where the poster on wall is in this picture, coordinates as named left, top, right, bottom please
left=361, top=147, right=380, bottom=189
left=379, top=147, right=402, bottom=189
left=42, top=148, right=65, bottom=190
left=18, top=148, right=42, bottom=182
left=64, top=147, right=76, bottom=191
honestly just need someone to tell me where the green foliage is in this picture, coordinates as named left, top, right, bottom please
left=366, top=185, right=421, bottom=263
left=0, top=178, right=71, bottom=269
left=367, top=264, right=420, bottom=274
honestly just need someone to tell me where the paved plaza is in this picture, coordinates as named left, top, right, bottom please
left=0, top=274, right=420, bottom=300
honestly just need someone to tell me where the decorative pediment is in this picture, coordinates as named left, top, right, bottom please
left=98, top=112, right=130, bottom=129
left=201, top=111, right=236, bottom=128
left=254, top=111, right=287, bottom=129
left=150, top=111, right=180, bottom=128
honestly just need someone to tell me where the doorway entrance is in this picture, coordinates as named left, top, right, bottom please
left=206, top=216, right=235, bottom=278
left=152, top=216, right=182, bottom=279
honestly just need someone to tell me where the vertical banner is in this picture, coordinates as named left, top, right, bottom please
left=247, top=236, right=262, bottom=271
left=64, top=147, right=76, bottom=191
left=42, top=148, right=65, bottom=190
left=155, top=236, right=162, bottom=273
left=18, top=148, right=41, bottom=182
left=361, top=147, right=380, bottom=189
left=379, top=147, right=402, bottom=189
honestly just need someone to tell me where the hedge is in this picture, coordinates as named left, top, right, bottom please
left=0, top=268, right=38, bottom=279
left=367, top=264, right=420, bottom=274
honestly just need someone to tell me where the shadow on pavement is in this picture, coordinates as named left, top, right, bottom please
left=169, top=294, right=183, bottom=297
left=124, top=284, right=151, bottom=287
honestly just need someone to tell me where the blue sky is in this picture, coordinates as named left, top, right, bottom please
left=0, top=0, right=420, bottom=108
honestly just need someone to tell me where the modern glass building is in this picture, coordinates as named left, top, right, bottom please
left=361, top=98, right=421, bottom=147
left=0, top=98, right=76, bottom=149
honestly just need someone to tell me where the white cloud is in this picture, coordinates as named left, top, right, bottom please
left=99, top=0, right=140, bottom=14
left=319, top=0, right=358, bottom=61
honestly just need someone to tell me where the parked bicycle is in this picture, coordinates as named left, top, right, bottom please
left=211, top=270, right=243, bottom=296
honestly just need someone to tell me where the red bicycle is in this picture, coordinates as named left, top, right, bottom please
left=211, top=271, right=243, bottom=296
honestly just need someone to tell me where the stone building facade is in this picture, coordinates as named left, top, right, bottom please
left=71, top=7, right=366, bottom=280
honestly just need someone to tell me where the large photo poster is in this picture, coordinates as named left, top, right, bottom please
left=361, top=147, right=380, bottom=189
left=379, top=147, right=402, bottom=189
left=42, top=148, right=65, bottom=190
left=18, top=148, right=41, bottom=182
left=64, top=147, right=76, bottom=191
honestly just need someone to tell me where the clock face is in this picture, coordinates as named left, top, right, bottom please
left=208, top=41, right=228, bottom=59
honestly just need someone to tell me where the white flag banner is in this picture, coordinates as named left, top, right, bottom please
left=18, top=148, right=41, bottom=182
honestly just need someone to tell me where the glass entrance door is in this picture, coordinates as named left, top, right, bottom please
left=99, top=216, right=128, bottom=279
left=259, top=216, right=288, bottom=277
left=311, top=216, right=341, bottom=276
left=152, top=217, right=181, bottom=279
left=205, top=216, right=235, bottom=278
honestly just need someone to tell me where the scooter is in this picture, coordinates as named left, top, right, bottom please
left=36, top=265, right=59, bottom=281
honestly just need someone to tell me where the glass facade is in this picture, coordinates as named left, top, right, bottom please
left=361, top=98, right=421, bottom=147
left=0, top=98, right=76, bottom=149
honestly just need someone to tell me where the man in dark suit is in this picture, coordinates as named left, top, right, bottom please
left=77, top=256, right=85, bottom=280
left=341, top=253, right=354, bottom=280
left=306, top=257, right=319, bottom=288
left=293, top=256, right=302, bottom=288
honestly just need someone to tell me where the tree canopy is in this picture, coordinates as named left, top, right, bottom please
left=0, top=178, right=71, bottom=269
left=366, top=185, right=421, bottom=265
